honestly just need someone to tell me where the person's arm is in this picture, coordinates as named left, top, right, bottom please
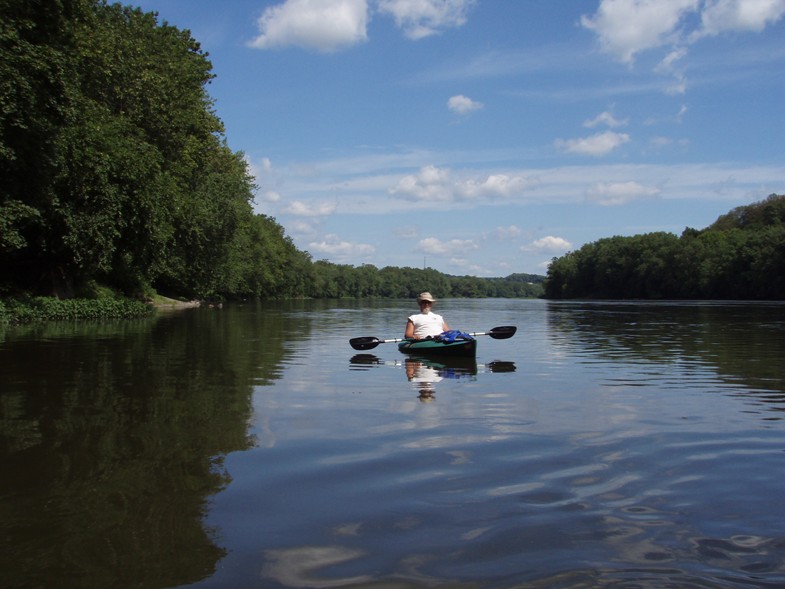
left=405, top=319, right=415, bottom=339
left=442, top=318, right=450, bottom=332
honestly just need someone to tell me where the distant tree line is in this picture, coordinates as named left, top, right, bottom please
left=304, top=264, right=544, bottom=299
left=544, top=194, right=785, bottom=300
left=1, top=2, right=542, bottom=302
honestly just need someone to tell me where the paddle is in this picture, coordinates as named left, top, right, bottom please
left=349, top=325, right=517, bottom=351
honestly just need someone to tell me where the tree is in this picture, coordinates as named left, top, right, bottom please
left=544, top=195, right=785, bottom=301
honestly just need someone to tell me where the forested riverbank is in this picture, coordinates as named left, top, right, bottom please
left=4, top=3, right=780, bottom=321
left=544, top=194, right=785, bottom=300
left=0, top=2, right=542, bottom=321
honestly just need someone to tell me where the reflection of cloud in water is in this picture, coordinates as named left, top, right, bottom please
left=263, top=546, right=371, bottom=588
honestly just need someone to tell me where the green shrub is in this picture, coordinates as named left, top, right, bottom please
left=0, top=297, right=153, bottom=324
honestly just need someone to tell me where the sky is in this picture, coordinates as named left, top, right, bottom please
left=131, top=0, right=785, bottom=277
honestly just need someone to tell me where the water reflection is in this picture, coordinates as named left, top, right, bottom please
left=5, top=299, right=784, bottom=589
left=350, top=353, right=515, bottom=400
left=546, top=301, right=785, bottom=415
left=0, top=304, right=296, bottom=589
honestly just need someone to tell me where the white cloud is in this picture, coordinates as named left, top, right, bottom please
left=416, top=237, right=478, bottom=256
left=249, top=0, right=368, bottom=52
left=555, top=131, right=630, bottom=157
left=656, top=46, right=688, bottom=73
left=248, top=156, right=273, bottom=181
left=491, top=225, right=522, bottom=240
left=282, top=200, right=338, bottom=216
left=581, top=0, right=785, bottom=64
left=447, top=94, right=483, bottom=115
left=580, top=0, right=698, bottom=64
left=309, top=234, right=375, bottom=257
left=583, top=110, right=628, bottom=128
left=390, top=165, right=532, bottom=202
left=586, top=181, right=661, bottom=205
left=377, top=0, right=475, bottom=40
left=288, top=220, right=320, bottom=239
left=457, top=174, right=530, bottom=200
left=262, top=191, right=281, bottom=202
left=696, top=0, right=785, bottom=38
left=389, top=165, right=453, bottom=201
left=522, top=236, right=572, bottom=254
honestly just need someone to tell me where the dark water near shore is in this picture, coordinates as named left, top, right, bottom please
left=1, top=299, right=784, bottom=588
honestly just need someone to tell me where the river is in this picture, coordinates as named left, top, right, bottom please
left=1, top=298, right=784, bottom=588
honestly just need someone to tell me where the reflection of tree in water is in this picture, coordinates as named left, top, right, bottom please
left=546, top=301, right=785, bottom=414
left=0, top=304, right=292, bottom=589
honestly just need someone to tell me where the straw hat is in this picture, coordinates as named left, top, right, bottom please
left=416, top=292, right=436, bottom=303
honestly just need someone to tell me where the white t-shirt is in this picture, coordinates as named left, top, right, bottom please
left=408, top=311, right=446, bottom=338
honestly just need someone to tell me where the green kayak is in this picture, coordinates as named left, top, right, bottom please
left=397, top=337, right=477, bottom=358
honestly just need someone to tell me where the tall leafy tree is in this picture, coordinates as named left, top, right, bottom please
left=0, top=0, right=82, bottom=293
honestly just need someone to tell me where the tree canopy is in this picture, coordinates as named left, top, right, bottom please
left=0, top=1, right=544, bottom=302
left=544, top=194, right=785, bottom=300
left=0, top=1, right=303, bottom=299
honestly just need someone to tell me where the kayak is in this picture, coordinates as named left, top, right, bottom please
left=398, top=337, right=477, bottom=358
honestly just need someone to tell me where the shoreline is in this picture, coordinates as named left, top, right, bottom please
left=150, top=296, right=202, bottom=311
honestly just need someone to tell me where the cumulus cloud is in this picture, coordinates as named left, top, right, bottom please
left=522, top=236, right=572, bottom=254
left=447, top=94, right=484, bottom=115
left=581, top=0, right=785, bottom=64
left=308, top=234, right=375, bottom=257
left=390, top=165, right=532, bottom=202
left=580, top=0, right=698, bottom=64
left=416, top=237, right=478, bottom=256
left=696, top=0, right=785, bottom=38
left=457, top=174, right=530, bottom=199
left=586, top=181, right=661, bottom=205
left=555, top=131, right=630, bottom=157
left=377, top=0, right=476, bottom=40
left=389, top=165, right=454, bottom=201
left=249, top=0, right=368, bottom=52
left=282, top=200, right=338, bottom=216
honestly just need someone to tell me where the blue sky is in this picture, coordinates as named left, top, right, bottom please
left=133, top=0, right=785, bottom=276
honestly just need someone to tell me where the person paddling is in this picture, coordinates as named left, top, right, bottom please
left=404, top=292, right=450, bottom=341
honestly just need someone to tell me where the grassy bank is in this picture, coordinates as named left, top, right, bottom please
left=0, top=296, right=155, bottom=324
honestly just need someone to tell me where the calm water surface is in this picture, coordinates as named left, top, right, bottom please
left=1, top=299, right=784, bottom=588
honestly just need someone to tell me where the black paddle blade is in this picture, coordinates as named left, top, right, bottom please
left=349, top=336, right=382, bottom=350
left=487, top=361, right=517, bottom=373
left=487, top=325, right=517, bottom=339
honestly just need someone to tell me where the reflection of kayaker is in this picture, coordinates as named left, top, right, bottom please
left=405, top=358, right=442, bottom=401
left=349, top=354, right=514, bottom=376
left=349, top=353, right=515, bottom=401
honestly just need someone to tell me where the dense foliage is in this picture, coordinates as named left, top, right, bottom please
left=544, top=194, right=785, bottom=300
left=301, top=264, right=544, bottom=299
left=0, top=1, right=542, bottom=305
left=0, top=295, right=152, bottom=323
left=0, top=0, right=308, bottom=300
